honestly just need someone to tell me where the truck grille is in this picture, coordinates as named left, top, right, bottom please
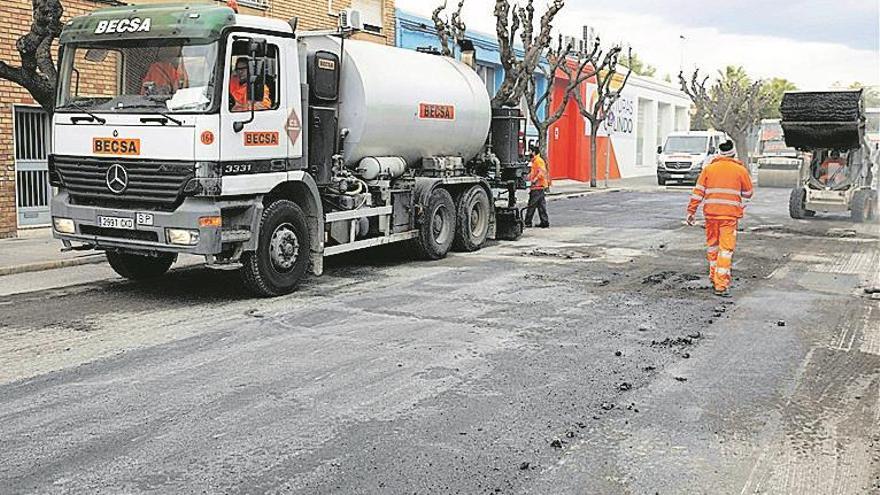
left=54, top=156, right=194, bottom=211
left=79, top=225, right=159, bottom=243
left=665, top=161, right=692, bottom=170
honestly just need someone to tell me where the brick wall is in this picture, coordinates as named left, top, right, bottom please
left=0, top=0, right=113, bottom=238
left=0, top=0, right=395, bottom=238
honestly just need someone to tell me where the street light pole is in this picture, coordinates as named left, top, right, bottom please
left=679, top=35, right=686, bottom=73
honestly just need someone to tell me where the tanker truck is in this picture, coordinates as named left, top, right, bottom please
left=49, top=3, right=527, bottom=296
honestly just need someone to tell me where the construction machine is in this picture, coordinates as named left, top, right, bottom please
left=781, top=90, right=878, bottom=222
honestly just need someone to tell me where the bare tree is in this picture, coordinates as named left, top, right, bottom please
left=679, top=66, right=770, bottom=163
left=573, top=45, right=633, bottom=187
left=492, top=0, right=565, bottom=109
left=0, top=0, right=64, bottom=112
left=525, top=36, right=598, bottom=161
left=432, top=1, right=468, bottom=58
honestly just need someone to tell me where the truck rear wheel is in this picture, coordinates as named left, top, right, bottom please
left=240, top=200, right=310, bottom=297
left=416, top=188, right=456, bottom=260
left=106, top=251, right=175, bottom=280
left=789, top=188, right=813, bottom=219
left=453, top=185, right=491, bottom=252
left=851, top=190, right=876, bottom=223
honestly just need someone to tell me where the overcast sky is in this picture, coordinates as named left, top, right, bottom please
left=395, top=0, right=880, bottom=90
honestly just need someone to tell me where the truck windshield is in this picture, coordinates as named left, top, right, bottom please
left=56, top=40, right=218, bottom=114
left=663, top=136, right=708, bottom=154
left=758, top=122, right=797, bottom=156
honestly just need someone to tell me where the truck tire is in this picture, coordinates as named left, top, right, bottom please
left=416, top=187, right=456, bottom=260
left=240, top=200, right=310, bottom=297
left=851, top=190, right=875, bottom=223
left=788, top=188, right=813, bottom=219
left=657, top=176, right=666, bottom=186
left=453, top=185, right=491, bottom=252
left=106, top=251, right=175, bottom=280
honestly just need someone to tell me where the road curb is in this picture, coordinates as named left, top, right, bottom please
left=0, top=254, right=106, bottom=277
left=547, top=187, right=622, bottom=201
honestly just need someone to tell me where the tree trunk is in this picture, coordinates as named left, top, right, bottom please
left=537, top=124, right=550, bottom=174
left=589, top=131, right=598, bottom=188
left=730, top=130, right=750, bottom=166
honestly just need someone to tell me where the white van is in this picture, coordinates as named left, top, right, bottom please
left=657, top=130, right=731, bottom=185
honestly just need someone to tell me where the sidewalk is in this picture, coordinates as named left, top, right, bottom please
left=0, top=176, right=663, bottom=277
left=0, top=228, right=104, bottom=276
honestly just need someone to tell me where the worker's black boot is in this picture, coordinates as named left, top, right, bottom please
left=714, top=288, right=731, bottom=298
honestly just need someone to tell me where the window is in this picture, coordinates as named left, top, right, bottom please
left=56, top=41, right=219, bottom=114
left=636, top=98, right=649, bottom=165
left=351, top=0, right=383, bottom=33
left=229, top=41, right=280, bottom=113
left=478, top=65, right=496, bottom=96
left=237, top=0, right=270, bottom=9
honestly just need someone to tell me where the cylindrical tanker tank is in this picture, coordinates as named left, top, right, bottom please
left=305, top=37, right=492, bottom=168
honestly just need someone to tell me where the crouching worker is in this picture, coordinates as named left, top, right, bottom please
left=686, top=140, right=754, bottom=297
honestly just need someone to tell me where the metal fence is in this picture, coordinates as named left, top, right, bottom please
left=14, top=106, right=52, bottom=227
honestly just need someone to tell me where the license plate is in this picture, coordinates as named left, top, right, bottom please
left=671, top=174, right=686, bottom=178
left=98, top=216, right=134, bottom=230
left=136, top=212, right=154, bottom=226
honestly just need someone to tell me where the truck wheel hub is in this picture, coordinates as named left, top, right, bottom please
left=432, top=207, right=449, bottom=243
left=269, top=223, right=299, bottom=272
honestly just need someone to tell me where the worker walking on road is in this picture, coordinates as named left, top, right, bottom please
left=686, top=140, right=754, bottom=297
left=525, top=145, right=550, bottom=228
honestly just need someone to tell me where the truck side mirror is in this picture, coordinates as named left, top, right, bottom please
left=249, top=58, right=266, bottom=103
left=248, top=38, right=267, bottom=59
left=657, top=145, right=663, bottom=154
left=247, top=38, right=267, bottom=102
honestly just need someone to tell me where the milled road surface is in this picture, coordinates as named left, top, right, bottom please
left=0, top=185, right=878, bottom=494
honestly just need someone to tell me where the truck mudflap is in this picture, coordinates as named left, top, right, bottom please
left=494, top=207, right=524, bottom=241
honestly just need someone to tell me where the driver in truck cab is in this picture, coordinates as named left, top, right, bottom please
left=229, top=56, right=272, bottom=112
left=141, top=46, right=188, bottom=96
left=818, top=149, right=846, bottom=186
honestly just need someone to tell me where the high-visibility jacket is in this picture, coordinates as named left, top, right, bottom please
left=687, top=156, right=754, bottom=219
left=529, top=155, right=550, bottom=190
left=141, top=62, right=188, bottom=94
left=229, top=79, right=272, bottom=112
left=819, top=158, right=846, bottom=185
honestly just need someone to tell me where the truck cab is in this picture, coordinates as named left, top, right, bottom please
left=49, top=3, right=527, bottom=296
left=656, top=130, right=730, bottom=186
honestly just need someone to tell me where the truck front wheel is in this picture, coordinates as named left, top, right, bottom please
left=106, top=251, right=175, bottom=280
left=416, top=188, right=456, bottom=260
left=453, top=185, right=491, bottom=252
left=241, top=200, right=311, bottom=297
left=788, top=188, right=813, bottom=219
left=851, top=190, right=876, bottom=223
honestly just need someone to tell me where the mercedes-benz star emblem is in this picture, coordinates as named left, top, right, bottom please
left=105, top=164, right=129, bottom=194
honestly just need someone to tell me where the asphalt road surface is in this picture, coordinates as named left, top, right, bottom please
left=1, top=186, right=878, bottom=494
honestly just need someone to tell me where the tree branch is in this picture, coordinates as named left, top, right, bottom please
left=0, top=0, right=64, bottom=111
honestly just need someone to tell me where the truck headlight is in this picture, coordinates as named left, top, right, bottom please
left=53, top=217, right=75, bottom=234
left=166, top=228, right=200, bottom=246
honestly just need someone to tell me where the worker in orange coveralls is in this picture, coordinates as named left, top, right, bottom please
left=141, top=46, right=188, bottom=96
left=525, top=144, right=550, bottom=228
left=686, top=140, right=754, bottom=297
left=229, top=57, right=272, bottom=112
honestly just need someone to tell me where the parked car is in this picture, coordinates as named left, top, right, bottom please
left=656, top=130, right=730, bottom=186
